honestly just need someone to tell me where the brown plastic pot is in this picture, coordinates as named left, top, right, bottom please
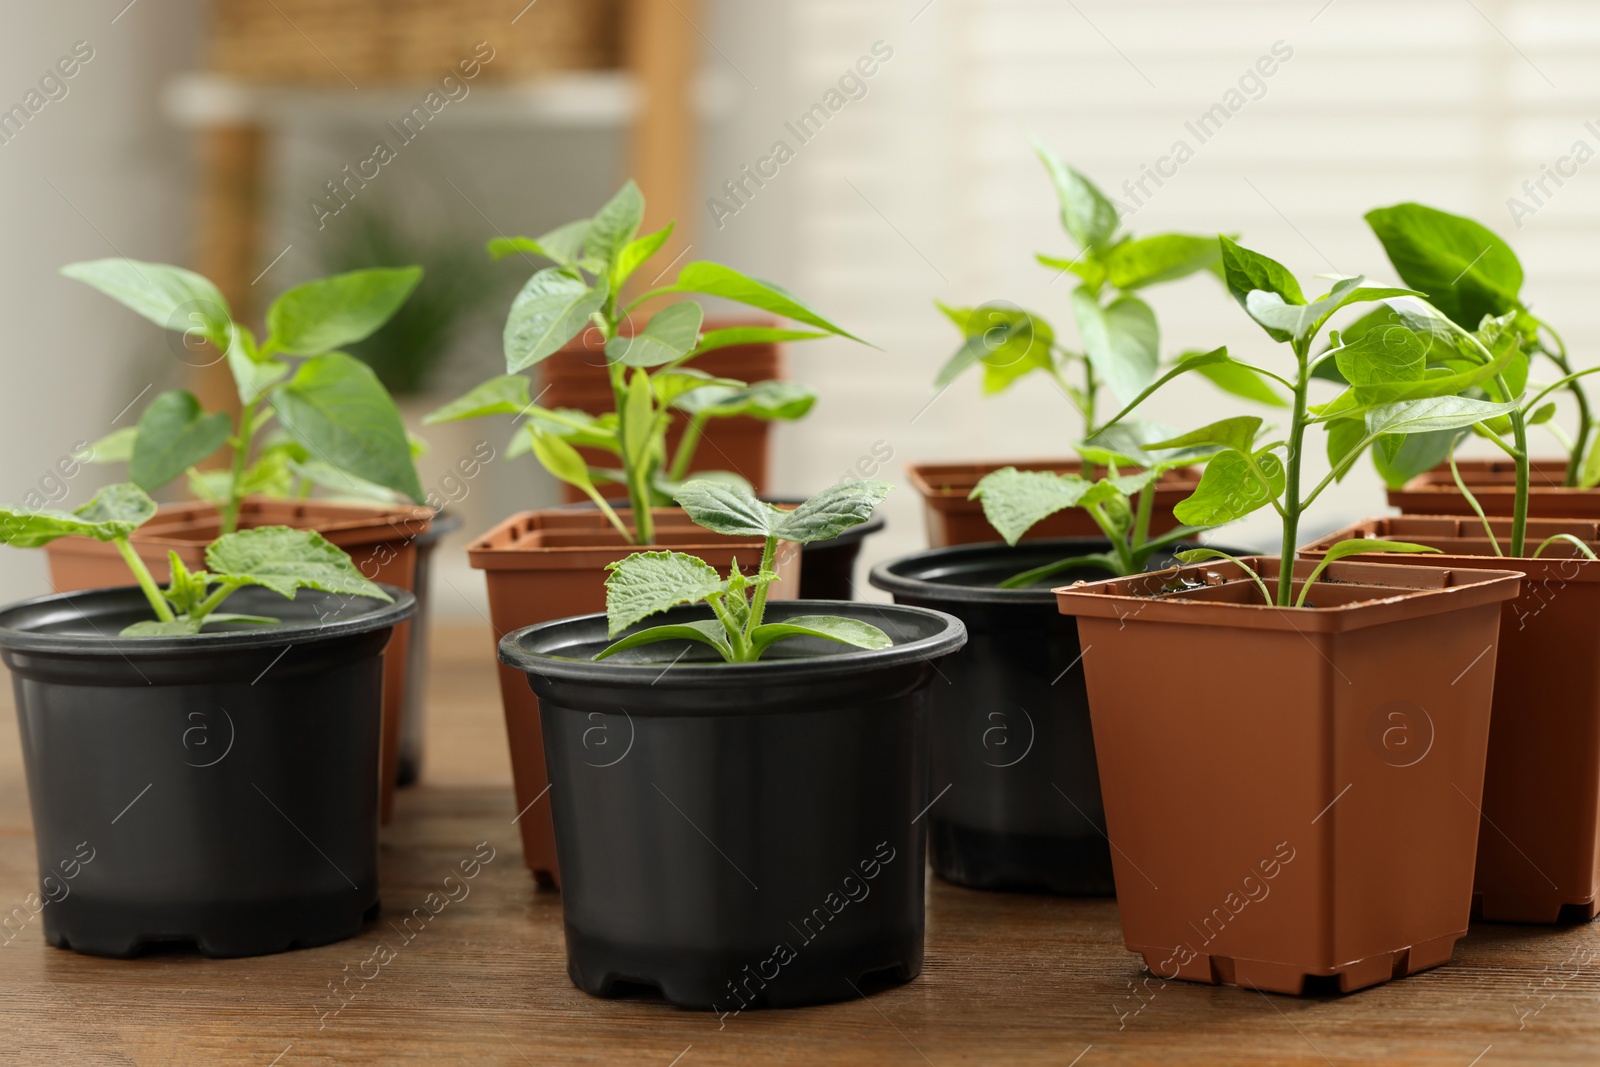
left=43, top=497, right=432, bottom=825
left=1055, top=557, right=1522, bottom=994
left=538, top=320, right=782, bottom=502
left=468, top=507, right=801, bottom=888
left=1389, top=459, right=1600, bottom=518
left=905, top=459, right=1199, bottom=548
left=1302, top=516, right=1600, bottom=923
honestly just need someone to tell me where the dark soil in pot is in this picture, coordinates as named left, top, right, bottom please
left=868, top=538, right=1235, bottom=896
left=499, top=600, right=966, bottom=1011
left=0, top=584, right=415, bottom=958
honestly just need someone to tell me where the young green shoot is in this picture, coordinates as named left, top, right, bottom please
left=0, top=484, right=391, bottom=635
left=595, top=480, right=891, bottom=663
left=425, top=180, right=868, bottom=548
left=66, top=260, right=426, bottom=532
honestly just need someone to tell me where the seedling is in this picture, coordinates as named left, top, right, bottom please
left=595, top=480, right=891, bottom=663
left=1363, top=202, right=1600, bottom=489
left=1099, top=237, right=1529, bottom=606
left=934, top=138, right=1281, bottom=441
left=0, top=483, right=390, bottom=635
left=426, top=180, right=868, bottom=547
left=67, top=260, right=426, bottom=532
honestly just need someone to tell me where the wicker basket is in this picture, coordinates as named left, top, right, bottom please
left=209, top=0, right=623, bottom=86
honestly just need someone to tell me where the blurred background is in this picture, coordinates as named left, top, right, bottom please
left=0, top=0, right=1593, bottom=615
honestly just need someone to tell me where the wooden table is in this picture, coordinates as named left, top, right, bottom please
left=3, top=624, right=1599, bottom=1065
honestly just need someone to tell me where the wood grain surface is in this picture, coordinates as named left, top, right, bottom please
left=2, top=622, right=1598, bottom=1066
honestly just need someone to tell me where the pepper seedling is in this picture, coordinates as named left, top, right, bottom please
left=67, top=260, right=426, bottom=532
left=934, top=138, right=1282, bottom=443
left=1362, top=202, right=1600, bottom=489
left=425, top=180, right=869, bottom=547
left=595, top=480, right=892, bottom=663
left=0, top=484, right=391, bottom=635
left=1096, top=237, right=1530, bottom=606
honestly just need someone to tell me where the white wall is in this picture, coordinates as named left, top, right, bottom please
left=0, top=1, right=200, bottom=605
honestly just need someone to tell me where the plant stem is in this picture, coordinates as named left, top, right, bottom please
left=1276, top=339, right=1312, bottom=607
left=191, top=578, right=245, bottom=621
left=115, top=538, right=175, bottom=623
left=1085, top=504, right=1136, bottom=574
left=668, top=414, right=707, bottom=482
left=742, top=535, right=779, bottom=644
left=998, top=553, right=1119, bottom=590
left=1510, top=409, right=1530, bottom=557
left=1081, top=356, right=1098, bottom=437
left=1542, top=323, right=1591, bottom=486
left=1131, top=482, right=1155, bottom=553
left=218, top=397, right=258, bottom=536
left=707, top=595, right=750, bottom=661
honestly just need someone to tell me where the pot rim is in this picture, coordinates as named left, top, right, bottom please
left=1054, top=556, right=1523, bottom=633
left=498, top=599, right=966, bottom=685
left=0, top=583, right=416, bottom=655
left=1302, top=515, right=1600, bottom=577
left=870, top=538, right=1128, bottom=605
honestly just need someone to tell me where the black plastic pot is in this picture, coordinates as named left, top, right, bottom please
left=557, top=498, right=886, bottom=601
left=499, top=600, right=965, bottom=1011
left=869, top=539, right=1225, bottom=896
left=0, top=584, right=415, bottom=958
left=397, top=509, right=462, bottom=787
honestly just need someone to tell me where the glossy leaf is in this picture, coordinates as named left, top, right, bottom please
left=206, top=525, right=391, bottom=601
left=1102, top=234, right=1220, bottom=289
left=584, top=180, right=645, bottom=272
left=62, top=259, right=231, bottom=347
left=607, top=301, right=703, bottom=368
left=1334, top=323, right=1428, bottom=386
left=1173, top=450, right=1285, bottom=526
left=933, top=303, right=1053, bottom=392
left=1146, top=416, right=1262, bottom=456
left=692, top=326, right=829, bottom=356
left=266, top=267, right=422, bottom=356
left=1365, top=202, right=1523, bottom=328
left=666, top=262, right=867, bottom=343
left=603, top=550, right=728, bottom=636
left=593, top=619, right=734, bottom=662
left=487, top=219, right=593, bottom=270
left=503, top=268, right=607, bottom=373
left=1196, top=360, right=1286, bottom=406
left=748, top=615, right=892, bottom=657
left=1219, top=237, right=1303, bottom=340
left=1072, top=291, right=1158, bottom=405
left=1031, top=137, right=1118, bottom=251
left=1372, top=428, right=1460, bottom=489
left=651, top=369, right=745, bottom=408
left=423, top=375, right=532, bottom=424
left=614, top=222, right=674, bottom=288
left=1365, top=396, right=1520, bottom=436
left=128, top=390, right=232, bottom=492
left=272, top=352, right=424, bottom=503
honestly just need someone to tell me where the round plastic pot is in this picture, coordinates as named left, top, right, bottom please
left=468, top=508, right=801, bottom=888
left=397, top=509, right=464, bottom=787
left=0, top=584, right=415, bottom=958
left=498, top=600, right=967, bottom=1011
left=1304, top=516, right=1600, bottom=923
left=869, top=539, right=1233, bottom=896
left=1055, top=557, right=1522, bottom=995
left=1388, top=458, right=1600, bottom=518
left=905, top=460, right=1199, bottom=548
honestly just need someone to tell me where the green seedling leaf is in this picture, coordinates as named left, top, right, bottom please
left=1036, top=252, right=1106, bottom=290
left=206, top=525, right=391, bottom=602
left=503, top=267, right=608, bottom=373
left=1173, top=450, right=1285, bottom=526
left=692, top=326, right=829, bottom=357
left=1365, top=396, right=1520, bottom=436
left=970, top=468, right=1094, bottom=546
left=1372, top=428, right=1460, bottom=489
left=619, top=368, right=656, bottom=473
left=1532, top=534, right=1600, bottom=560
left=673, top=479, right=779, bottom=538
left=121, top=619, right=205, bottom=637
left=771, top=480, right=891, bottom=544
left=267, top=267, right=422, bottom=356
left=62, top=258, right=231, bottom=347
left=933, top=303, right=1053, bottom=392
left=1333, top=322, right=1428, bottom=387
left=665, top=262, right=868, bottom=344
left=0, top=483, right=155, bottom=550
left=1146, top=416, right=1262, bottom=456
left=675, top=380, right=817, bottom=421
left=1366, top=202, right=1523, bottom=328
left=1295, top=539, right=1441, bottom=607
left=273, top=353, right=424, bottom=503
left=224, top=325, right=290, bottom=406
left=423, top=374, right=532, bottom=424
left=593, top=619, right=734, bottom=662
left=585, top=180, right=646, bottom=272
left=603, top=550, right=728, bottom=637
left=1219, top=237, right=1304, bottom=339
left=652, top=369, right=746, bottom=407
left=86, top=426, right=139, bottom=464
left=75, top=482, right=158, bottom=530
left=488, top=221, right=599, bottom=272
left=1102, top=234, right=1221, bottom=289
left=1030, top=136, right=1119, bottom=251
left=748, top=615, right=892, bottom=657
left=1529, top=401, right=1557, bottom=425
left=607, top=301, right=703, bottom=367
left=1196, top=360, right=1286, bottom=406
left=1245, top=277, right=1423, bottom=344
left=1073, top=291, right=1158, bottom=405
left=614, top=222, right=674, bottom=289
left=128, top=390, right=232, bottom=493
